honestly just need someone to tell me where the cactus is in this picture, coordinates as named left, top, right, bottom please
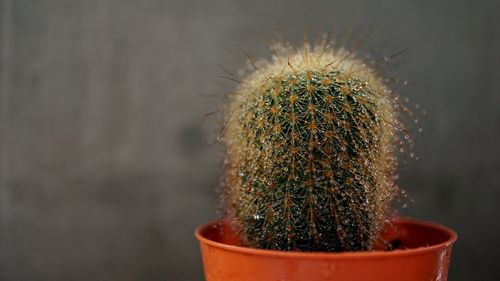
left=222, top=41, right=402, bottom=252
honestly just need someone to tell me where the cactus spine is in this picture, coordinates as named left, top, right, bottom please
left=223, top=41, right=400, bottom=252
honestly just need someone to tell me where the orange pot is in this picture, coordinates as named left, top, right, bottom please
left=195, top=218, right=457, bottom=281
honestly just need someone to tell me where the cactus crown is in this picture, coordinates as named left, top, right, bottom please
left=223, top=41, right=402, bottom=252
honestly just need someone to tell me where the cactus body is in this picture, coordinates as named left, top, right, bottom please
left=224, top=43, right=399, bottom=252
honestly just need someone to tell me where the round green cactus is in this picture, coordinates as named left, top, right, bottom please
left=223, top=42, right=402, bottom=252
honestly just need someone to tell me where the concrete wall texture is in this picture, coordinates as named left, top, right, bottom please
left=1, top=0, right=499, bottom=280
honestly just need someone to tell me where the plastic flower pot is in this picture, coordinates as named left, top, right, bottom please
left=195, top=217, right=456, bottom=281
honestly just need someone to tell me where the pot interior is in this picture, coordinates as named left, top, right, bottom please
left=199, top=218, right=456, bottom=253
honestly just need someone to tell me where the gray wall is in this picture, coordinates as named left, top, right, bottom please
left=1, top=0, right=499, bottom=280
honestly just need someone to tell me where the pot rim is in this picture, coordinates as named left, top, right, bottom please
left=195, top=217, right=457, bottom=260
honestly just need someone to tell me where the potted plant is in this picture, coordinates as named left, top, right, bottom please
left=195, top=39, right=457, bottom=281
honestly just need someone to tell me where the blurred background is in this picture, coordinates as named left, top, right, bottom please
left=1, top=0, right=499, bottom=280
